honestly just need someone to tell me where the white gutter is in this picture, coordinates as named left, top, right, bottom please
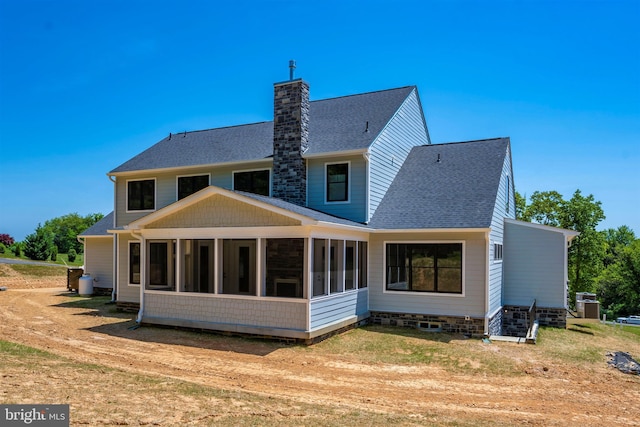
left=131, top=231, right=145, bottom=324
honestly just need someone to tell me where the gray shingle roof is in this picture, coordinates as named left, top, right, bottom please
left=79, top=211, right=114, bottom=237
left=368, top=138, right=510, bottom=229
left=110, top=86, right=416, bottom=174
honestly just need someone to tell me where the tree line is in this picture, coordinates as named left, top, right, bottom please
left=517, top=190, right=638, bottom=319
left=0, top=213, right=104, bottom=263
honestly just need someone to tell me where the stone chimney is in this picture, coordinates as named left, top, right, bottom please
left=272, top=77, right=309, bottom=206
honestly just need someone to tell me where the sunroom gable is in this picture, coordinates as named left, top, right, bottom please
left=128, top=187, right=306, bottom=229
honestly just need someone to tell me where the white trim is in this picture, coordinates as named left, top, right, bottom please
left=108, top=158, right=273, bottom=178
left=302, top=148, right=368, bottom=159
left=324, top=160, right=351, bottom=204
left=373, top=228, right=490, bottom=234
left=176, top=172, right=211, bottom=200
left=125, top=177, right=156, bottom=213
left=382, top=240, right=466, bottom=297
left=504, top=218, right=579, bottom=239
left=231, top=167, right=272, bottom=196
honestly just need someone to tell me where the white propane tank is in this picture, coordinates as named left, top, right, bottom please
left=79, top=274, right=93, bottom=296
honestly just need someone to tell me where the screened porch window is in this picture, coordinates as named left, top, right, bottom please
left=386, top=243, right=462, bottom=293
left=265, top=238, right=304, bottom=298
left=146, top=241, right=175, bottom=291
left=312, top=238, right=368, bottom=298
left=180, top=239, right=215, bottom=293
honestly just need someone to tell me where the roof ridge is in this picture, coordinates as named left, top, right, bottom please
left=168, top=121, right=272, bottom=136
left=311, top=85, right=415, bottom=103
left=428, top=137, right=509, bottom=146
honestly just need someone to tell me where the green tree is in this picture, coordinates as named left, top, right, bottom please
left=602, top=225, right=636, bottom=267
left=560, top=190, right=606, bottom=299
left=515, top=191, right=527, bottom=220
left=42, top=212, right=104, bottom=254
left=523, top=190, right=564, bottom=226
left=23, top=224, right=54, bottom=261
left=596, top=239, right=640, bottom=318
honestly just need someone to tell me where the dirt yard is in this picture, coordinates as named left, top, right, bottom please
left=1, top=267, right=639, bottom=426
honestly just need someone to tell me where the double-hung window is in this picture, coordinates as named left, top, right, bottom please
left=386, top=243, right=462, bottom=294
left=127, top=179, right=155, bottom=211
left=326, top=163, right=349, bottom=202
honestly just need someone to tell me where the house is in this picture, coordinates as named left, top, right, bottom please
left=79, top=72, right=577, bottom=341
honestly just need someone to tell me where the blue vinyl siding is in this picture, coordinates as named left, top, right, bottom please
left=307, top=155, right=368, bottom=222
left=504, top=221, right=566, bottom=307
left=368, top=89, right=430, bottom=221
left=368, top=232, right=487, bottom=317
left=309, top=289, right=368, bottom=330
left=487, top=146, right=515, bottom=313
left=114, top=162, right=272, bottom=227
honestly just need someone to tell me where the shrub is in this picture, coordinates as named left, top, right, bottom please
left=51, top=246, right=58, bottom=262
left=67, top=248, right=77, bottom=263
left=23, top=225, right=53, bottom=261
left=12, top=243, right=22, bottom=257
left=0, top=243, right=5, bottom=254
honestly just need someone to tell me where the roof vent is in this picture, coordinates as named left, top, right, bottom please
left=437, top=153, right=441, bottom=163
left=289, top=59, right=296, bottom=80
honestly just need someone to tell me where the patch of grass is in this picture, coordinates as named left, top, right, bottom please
left=537, top=322, right=640, bottom=365
left=304, top=325, right=519, bottom=375
left=0, top=253, right=84, bottom=267
left=0, top=340, right=59, bottom=359
left=9, top=264, right=67, bottom=277
left=621, top=325, right=640, bottom=338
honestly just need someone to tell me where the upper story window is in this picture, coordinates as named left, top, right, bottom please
left=326, top=162, right=349, bottom=202
left=178, top=174, right=209, bottom=200
left=386, top=242, right=463, bottom=294
left=233, top=169, right=270, bottom=196
left=127, top=179, right=155, bottom=211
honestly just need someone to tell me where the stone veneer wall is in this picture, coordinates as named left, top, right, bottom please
left=272, top=79, right=309, bottom=206
left=369, top=311, right=485, bottom=335
left=502, top=305, right=567, bottom=337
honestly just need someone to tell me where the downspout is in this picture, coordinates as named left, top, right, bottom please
left=131, top=231, right=145, bottom=324
left=111, top=234, right=117, bottom=303
left=362, top=151, right=370, bottom=223
left=484, top=230, right=490, bottom=335
left=109, top=174, right=118, bottom=303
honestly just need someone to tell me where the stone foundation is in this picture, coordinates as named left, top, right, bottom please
left=502, top=305, right=566, bottom=337
left=369, top=311, right=485, bottom=336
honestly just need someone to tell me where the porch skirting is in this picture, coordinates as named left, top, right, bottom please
left=369, top=311, right=485, bottom=336
left=139, top=313, right=368, bottom=343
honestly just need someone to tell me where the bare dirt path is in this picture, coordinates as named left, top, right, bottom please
left=1, top=281, right=639, bottom=426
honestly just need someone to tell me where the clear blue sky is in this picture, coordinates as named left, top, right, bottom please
left=1, top=0, right=638, bottom=241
